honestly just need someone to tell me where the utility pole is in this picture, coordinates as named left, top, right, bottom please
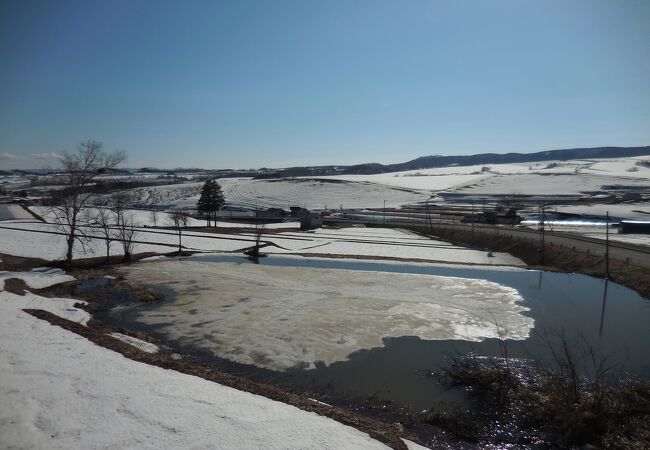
left=539, top=202, right=545, bottom=265
left=471, top=200, right=475, bottom=240
left=605, top=211, right=610, bottom=278
left=495, top=200, right=499, bottom=245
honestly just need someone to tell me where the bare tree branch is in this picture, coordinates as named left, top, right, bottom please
left=50, top=140, right=127, bottom=265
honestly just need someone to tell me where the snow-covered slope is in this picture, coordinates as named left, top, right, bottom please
left=0, top=274, right=392, bottom=449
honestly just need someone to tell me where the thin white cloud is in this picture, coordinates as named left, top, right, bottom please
left=32, top=152, right=64, bottom=160
left=0, top=152, right=20, bottom=160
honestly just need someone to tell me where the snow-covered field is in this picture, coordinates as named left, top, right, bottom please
left=0, top=203, right=33, bottom=220
left=117, top=258, right=533, bottom=370
left=0, top=222, right=177, bottom=260
left=551, top=202, right=650, bottom=221
left=0, top=219, right=524, bottom=267
left=262, top=227, right=524, bottom=266
left=218, top=177, right=429, bottom=210
left=28, top=205, right=301, bottom=229
left=0, top=271, right=407, bottom=449
left=5, top=155, right=649, bottom=215
left=303, top=156, right=650, bottom=195
left=96, top=181, right=204, bottom=208
left=447, top=173, right=650, bottom=196
left=2, top=154, right=648, bottom=262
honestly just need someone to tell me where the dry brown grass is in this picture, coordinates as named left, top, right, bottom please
left=438, top=342, right=650, bottom=448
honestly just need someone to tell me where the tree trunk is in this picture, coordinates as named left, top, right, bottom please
left=66, top=233, right=75, bottom=264
left=106, top=242, right=110, bottom=262
left=65, top=213, right=77, bottom=265
left=177, top=231, right=182, bottom=253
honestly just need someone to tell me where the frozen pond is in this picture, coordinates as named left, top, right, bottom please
left=110, top=257, right=532, bottom=371
left=101, top=255, right=650, bottom=409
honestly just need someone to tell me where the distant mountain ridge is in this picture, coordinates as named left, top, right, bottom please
left=382, top=146, right=650, bottom=172
left=10, top=146, right=648, bottom=176
left=255, top=146, right=650, bottom=178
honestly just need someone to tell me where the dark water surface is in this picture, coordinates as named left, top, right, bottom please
left=99, top=254, right=650, bottom=410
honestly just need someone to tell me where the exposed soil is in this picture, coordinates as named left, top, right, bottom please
left=3, top=277, right=27, bottom=295
left=0, top=252, right=50, bottom=271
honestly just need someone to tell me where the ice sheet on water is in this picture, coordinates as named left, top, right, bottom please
left=119, top=260, right=534, bottom=371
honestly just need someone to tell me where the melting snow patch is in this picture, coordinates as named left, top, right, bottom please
left=109, top=333, right=159, bottom=354
left=0, top=267, right=74, bottom=290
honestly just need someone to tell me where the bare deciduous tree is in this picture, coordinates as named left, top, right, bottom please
left=50, top=140, right=126, bottom=264
left=90, top=207, right=116, bottom=261
left=115, top=210, right=139, bottom=260
left=110, top=192, right=138, bottom=260
left=168, top=208, right=189, bottom=253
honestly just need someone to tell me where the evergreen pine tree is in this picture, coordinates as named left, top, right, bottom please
left=196, top=181, right=212, bottom=226
left=197, top=180, right=225, bottom=227
left=208, top=180, right=225, bottom=224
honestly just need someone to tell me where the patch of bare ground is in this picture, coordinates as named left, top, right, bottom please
left=49, top=251, right=169, bottom=270
left=35, top=274, right=164, bottom=307
left=0, top=253, right=50, bottom=271
left=3, top=278, right=27, bottom=295
left=22, top=309, right=410, bottom=450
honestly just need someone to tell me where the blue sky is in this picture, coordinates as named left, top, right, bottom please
left=1, top=0, right=649, bottom=169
